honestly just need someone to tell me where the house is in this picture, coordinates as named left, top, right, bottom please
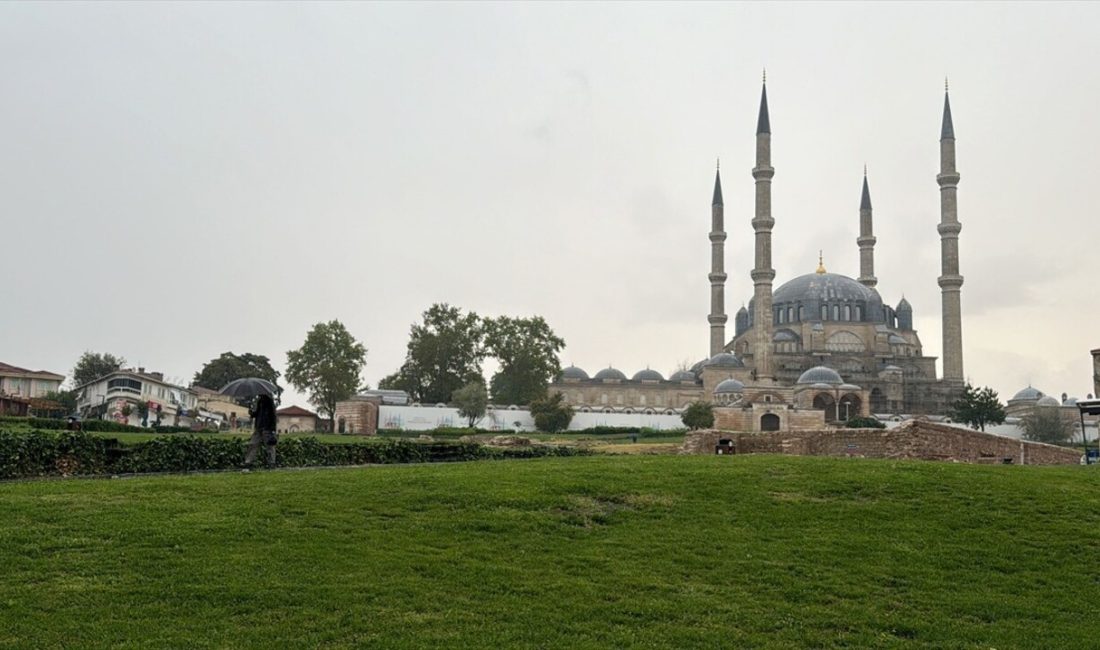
left=75, top=368, right=199, bottom=428
left=192, top=386, right=252, bottom=429
left=0, top=362, right=64, bottom=399
left=276, top=405, right=319, bottom=433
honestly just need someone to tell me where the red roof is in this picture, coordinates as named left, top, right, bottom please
left=276, top=405, right=317, bottom=417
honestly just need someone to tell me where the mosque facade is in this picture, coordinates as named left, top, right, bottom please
left=551, top=79, right=967, bottom=429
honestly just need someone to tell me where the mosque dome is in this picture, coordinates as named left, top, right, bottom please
left=714, top=378, right=745, bottom=394
left=669, top=370, right=697, bottom=383
left=1064, top=397, right=1079, bottom=406
left=797, top=366, right=843, bottom=385
left=773, top=329, right=799, bottom=342
left=705, top=352, right=744, bottom=368
left=773, top=272, right=875, bottom=305
left=1011, top=386, right=1044, bottom=401
left=897, top=297, right=912, bottom=312
left=689, top=359, right=709, bottom=375
left=1036, top=395, right=1061, bottom=407
left=594, top=367, right=627, bottom=381
left=559, top=365, right=589, bottom=380
left=632, top=368, right=665, bottom=382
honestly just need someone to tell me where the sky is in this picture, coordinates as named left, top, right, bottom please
left=3, top=2, right=1099, bottom=409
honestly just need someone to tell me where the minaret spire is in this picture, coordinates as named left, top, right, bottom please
left=708, top=163, right=727, bottom=356
left=751, top=75, right=776, bottom=380
left=857, top=169, right=877, bottom=288
left=937, top=83, right=964, bottom=382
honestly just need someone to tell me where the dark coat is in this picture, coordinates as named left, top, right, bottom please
left=252, top=396, right=277, bottom=433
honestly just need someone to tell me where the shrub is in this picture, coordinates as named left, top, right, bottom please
left=681, top=401, right=715, bottom=430
left=844, top=416, right=886, bottom=429
left=529, top=393, right=573, bottom=433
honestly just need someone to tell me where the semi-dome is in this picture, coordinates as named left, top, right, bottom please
left=1012, top=386, right=1044, bottom=401
left=773, top=272, right=875, bottom=305
left=594, top=367, right=627, bottom=381
left=797, top=366, right=843, bottom=385
left=632, top=368, right=665, bottom=382
left=705, top=352, right=744, bottom=368
left=888, top=334, right=908, bottom=345
left=714, top=378, right=745, bottom=394
left=669, top=370, right=697, bottom=383
left=1036, top=395, right=1061, bottom=407
left=559, top=365, right=589, bottom=380
left=773, top=329, right=799, bottom=342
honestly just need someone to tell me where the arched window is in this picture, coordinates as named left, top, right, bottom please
left=821, top=305, right=828, bottom=321
left=798, top=305, right=805, bottom=321
left=787, top=307, right=794, bottom=323
left=776, top=309, right=783, bottom=324
left=832, top=305, right=840, bottom=321
left=854, top=305, right=862, bottom=321
left=826, top=331, right=866, bottom=353
left=843, top=305, right=851, bottom=321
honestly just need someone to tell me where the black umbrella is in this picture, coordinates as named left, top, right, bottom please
left=219, top=377, right=280, bottom=400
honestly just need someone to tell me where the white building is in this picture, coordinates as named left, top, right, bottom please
left=75, top=368, right=199, bottom=428
left=0, top=361, right=64, bottom=398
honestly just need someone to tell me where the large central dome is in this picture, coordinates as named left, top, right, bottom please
left=773, top=272, right=875, bottom=304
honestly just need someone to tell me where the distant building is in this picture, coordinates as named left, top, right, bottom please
left=276, top=405, right=320, bottom=433
left=0, top=361, right=64, bottom=399
left=192, top=386, right=251, bottom=428
left=75, top=368, right=199, bottom=427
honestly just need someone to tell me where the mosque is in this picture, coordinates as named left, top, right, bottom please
left=550, top=79, right=968, bottom=430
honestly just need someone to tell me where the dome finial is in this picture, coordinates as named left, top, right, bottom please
left=716, top=156, right=720, bottom=171
left=762, top=67, right=766, bottom=84
left=816, top=250, right=826, bottom=274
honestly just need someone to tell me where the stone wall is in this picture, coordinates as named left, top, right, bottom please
left=333, top=396, right=380, bottom=435
left=681, top=420, right=1082, bottom=465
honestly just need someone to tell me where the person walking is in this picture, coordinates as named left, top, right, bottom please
left=245, top=394, right=278, bottom=468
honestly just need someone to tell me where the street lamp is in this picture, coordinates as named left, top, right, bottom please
left=1075, top=399, right=1100, bottom=465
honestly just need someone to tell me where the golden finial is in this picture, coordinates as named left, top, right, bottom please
left=816, top=250, right=826, bottom=274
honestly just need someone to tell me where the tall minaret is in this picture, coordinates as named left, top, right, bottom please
left=937, top=81, right=964, bottom=382
left=751, top=74, right=776, bottom=381
left=708, top=162, right=727, bottom=357
left=857, top=167, right=877, bottom=289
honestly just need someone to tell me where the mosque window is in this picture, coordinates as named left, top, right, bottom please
left=798, top=305, right=805, bottom=321
left=826, top=331, right=866, bottom=353
left=832, top=305, right=840, bottom=321
left=821, top=305, right=828, bottom=321
left=776, top=309, right=783, bottom=324
left=843, top=305, right=851, bottom=321
left=600, top=394, right=608, bottom=405
left=787, top=307, right=794, bottom=323
left=854, top=305, right=862, bottom=321
left=639, top=395, right=646, bottom=406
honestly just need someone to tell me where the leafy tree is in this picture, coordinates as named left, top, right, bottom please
left=380, top=304, right=486, bottom=404
left=950, top=383, right=1006, bottom=432
left=40, top=390, right=77, bottom=416
left=193, top=352, right=281, bottom=391
left=71, top=352, right=125, bottom=387
left=681, top=401, right=715, bottom=430
left=1020, top=406, right=1076, bottom=445
left=285, top=320, right=367, bottom=419
left=452, top=381, right=488, bottom=428
left=845, top=416, right=886, bottom=429
left=529, top=392, right=573, bottom=433
left=484, top=315, right=565, bottom=406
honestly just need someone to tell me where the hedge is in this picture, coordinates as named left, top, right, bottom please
left=0, top=416, right=192, bottom=434
left=0, top=430, right=589, bottom=480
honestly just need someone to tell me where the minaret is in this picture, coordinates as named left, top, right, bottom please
left=708, top=161, right=727, bottom=357
left=937, top=80, right=964, bottom=382
left=857, top=167, right=877, bottom=289
left=751, top=73, right=776, bottom=381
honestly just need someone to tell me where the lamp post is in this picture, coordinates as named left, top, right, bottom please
left=1077, top=399, right=1100, bottom=465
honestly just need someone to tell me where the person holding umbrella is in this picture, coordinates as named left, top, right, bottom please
left=219, top=378, right=280, bottom=468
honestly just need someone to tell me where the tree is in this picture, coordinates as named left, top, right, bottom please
left=529, top=392, right=573, bottom=433
left=951, top=383, right=1006, bottom=432
left=1020, top=406, right=1076, bottom=445
left=193, top=352, right=280, bottom=391
left=681, top=401, right=715, bottom=430
left=40, top=390, right=77, bottom=416
left=452, top=381, right=488, bottom=428
left=380, top=304, right=486, bottom=404
left=285, top=320, right=367, bottom=419
left=484, top=315, right=565, bottom=406
left=71, top=352, right=125, bottom=386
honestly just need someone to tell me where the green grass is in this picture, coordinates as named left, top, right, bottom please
left=2, top=455, right=1099, bottom=648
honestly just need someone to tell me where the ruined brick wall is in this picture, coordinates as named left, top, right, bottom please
left=681, top=420, right=1081, bottom=465
left=333, top=397, right=380, bottom=436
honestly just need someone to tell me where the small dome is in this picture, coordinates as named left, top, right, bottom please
left=669, top=370, right=697, bottom=383
left=773, top=329, right=799, bottom=342
left=797, top=366, right=843, bottom=385
left=1064, top=397, right=1079, bottom=406
left=897, top=297, right=912, bottom=312
left=594, top=367, right=627, bottom=381
left=706, top=352, right=744, bottom=368
left=559, top=365, right=589, bottom=380
left=1012, top=386, right=1044, bottom=401
left=689, top=359, right=709, bottom=375
left=714, top=378, right=745, bottom=394
left=632, top=368, right=665, bottom=382
left=1036, top=395, right=1061, bottom=407
left=839, top=383, right=861, bottom=391
left=888, top=334, right=907, bottom=345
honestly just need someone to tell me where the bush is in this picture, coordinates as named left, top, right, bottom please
left=0, top=430, right=589, bottom=480
left=529, top=393, right=573, bottom=433
left=681, top=402, right=715, bottom=430
left=844, top=416, right=886, bottom=429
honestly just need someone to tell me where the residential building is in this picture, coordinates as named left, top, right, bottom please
left=0, top=362, right=64, bottom=399
left=75, top=368, right=199, bottom=428
left=276, top=405, right=320, bottom=433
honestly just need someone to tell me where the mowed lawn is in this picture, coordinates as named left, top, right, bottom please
left=2, top=456, right=1099, bottom=648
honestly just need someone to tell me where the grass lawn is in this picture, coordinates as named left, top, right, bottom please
left=2, top=455, right=1099, bottom=648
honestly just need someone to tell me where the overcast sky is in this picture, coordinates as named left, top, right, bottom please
left=3, top=2, right=1099, bottom=409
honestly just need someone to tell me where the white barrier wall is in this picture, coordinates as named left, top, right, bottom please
left=378, top=405, right=686, bottom=432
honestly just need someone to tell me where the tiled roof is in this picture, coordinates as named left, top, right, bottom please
left=0, top=362, right=64, bottom=379
left=276, top=405, right=317, bottom=417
